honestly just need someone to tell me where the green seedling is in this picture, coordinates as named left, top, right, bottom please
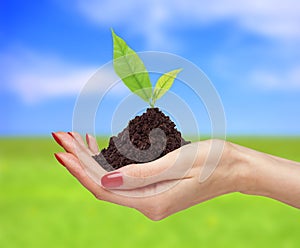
left=111, top=29, right=182, bottom=107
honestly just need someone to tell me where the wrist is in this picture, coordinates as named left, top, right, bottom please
left=202, top=140, right=248, bottom=195
left=228, top=142, right=263, bottom=195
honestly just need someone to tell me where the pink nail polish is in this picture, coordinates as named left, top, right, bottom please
left=101, top=172, right=123, bottom=188
left=52, top=132, right=63, bottom=146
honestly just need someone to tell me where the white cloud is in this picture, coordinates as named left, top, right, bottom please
left=74, top=0, right=300, bottom=49
left=250, top=66, right=300, bottom=91
left=75, top=0, right=174, bottom=49
left=0, top=48, right=123, bottom=103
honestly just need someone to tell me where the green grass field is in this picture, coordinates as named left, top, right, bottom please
left=1, top=137, right=300, bottom=248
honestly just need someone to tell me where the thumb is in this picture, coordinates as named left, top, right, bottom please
left=100, top=161, right=169, bottom=190
left=101, top=152, right=178, bottom=189
left=100, top=145, right=196, bottom=190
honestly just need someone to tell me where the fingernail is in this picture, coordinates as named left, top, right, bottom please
left=52, top=132, right=63, bottom=146
left=101, top=172, right=123, bottom=188
left=86, top=133, right=90, bottom=142
left=54, top=153, right=65, bottom=166
left=67, top=132, right=74, bottom=137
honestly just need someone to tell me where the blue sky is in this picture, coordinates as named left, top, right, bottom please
left=1, top=0, right=300, bottom=136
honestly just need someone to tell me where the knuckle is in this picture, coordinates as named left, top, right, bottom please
left=128, top=165, right=143, bottom=177
left=146, top=211, right=165, bottom=221
left=72, top=166, right=83, bottom=177
left=124, top=165, right=148, bottom=187
left=141, top=202, right=166, bottom=221
left=94, top=192, right=104, bottom=201
left=149, top=214, right=164, bottom=221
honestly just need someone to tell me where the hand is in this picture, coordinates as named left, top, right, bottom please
left=53, top=132, right=300, bottom=221
left=52, top=132, right=239, bottom=220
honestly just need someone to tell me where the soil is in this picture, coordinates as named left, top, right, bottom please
left=93, top=108, right=191, bottom=171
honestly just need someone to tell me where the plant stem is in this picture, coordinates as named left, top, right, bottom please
left=149, top=99, right=155, bottom=108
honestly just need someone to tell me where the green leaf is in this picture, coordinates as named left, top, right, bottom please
left=152, top=68, right=182, bottom=105
left=111, top=29, right=152, bottom=102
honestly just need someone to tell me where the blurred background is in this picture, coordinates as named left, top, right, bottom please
left=1, top=0, right=300, bottom=247
left=1, top=0, right=300, bottom=135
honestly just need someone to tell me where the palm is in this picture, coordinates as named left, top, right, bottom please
left=52, top=132, right=226, bottom=220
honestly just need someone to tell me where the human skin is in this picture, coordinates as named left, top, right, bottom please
left=52, top=132, right=300, bottom=221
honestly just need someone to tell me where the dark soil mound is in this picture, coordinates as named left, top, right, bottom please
left=93, top=108, right=190, bottom=171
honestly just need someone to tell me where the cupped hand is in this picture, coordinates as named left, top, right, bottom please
left=53, top=132, right=239, bottom=220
